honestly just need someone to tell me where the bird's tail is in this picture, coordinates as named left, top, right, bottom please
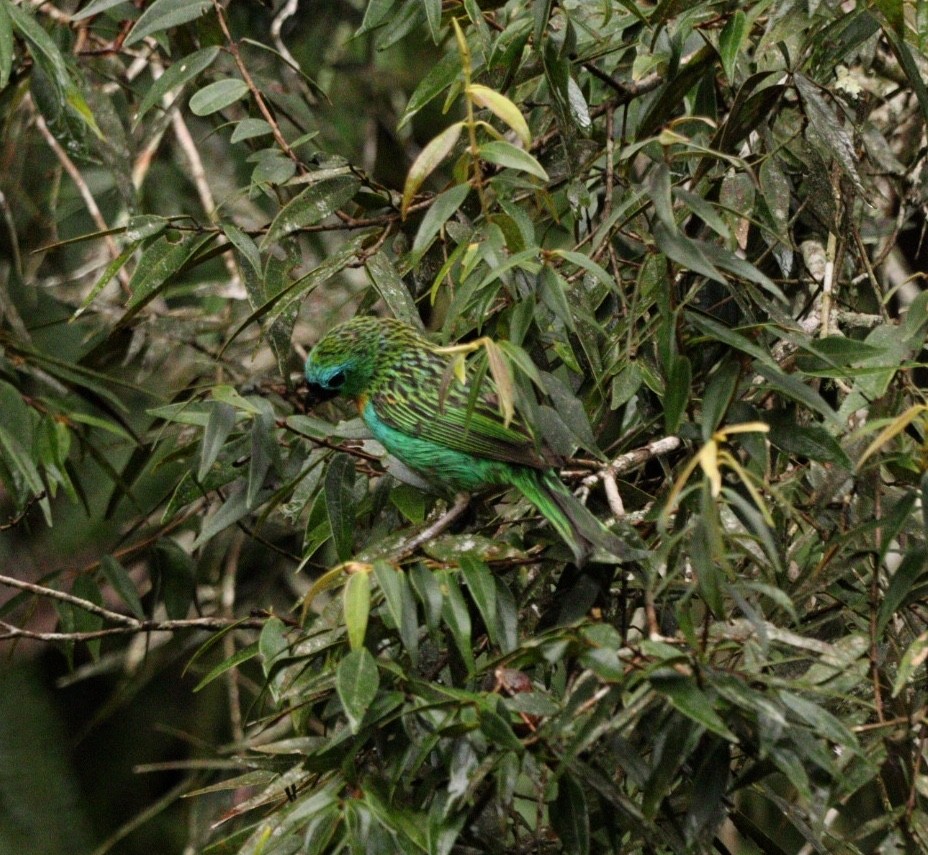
left=510, top=468, right=638, bottom=566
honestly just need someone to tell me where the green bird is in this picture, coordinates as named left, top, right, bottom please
left=304, top=316, right=633, bottom=565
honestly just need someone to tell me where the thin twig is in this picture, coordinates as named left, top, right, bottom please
left=0, top=572, right=139, bottom=626
left=212, top=0, right=303, bottom=169
left=0, top=616, right=266, bottom=643
left=582, top=436, right=683, bottom=490
left=390, top=493, right=471, bottom=561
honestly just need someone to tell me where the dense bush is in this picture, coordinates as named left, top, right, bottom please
left=2, top=1, right=928, bottom=853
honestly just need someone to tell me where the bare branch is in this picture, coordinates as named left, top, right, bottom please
left=0, top=616, right=266, bottom=643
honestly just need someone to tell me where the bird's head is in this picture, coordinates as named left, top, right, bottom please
left=304, top=316, right=384, bottom=402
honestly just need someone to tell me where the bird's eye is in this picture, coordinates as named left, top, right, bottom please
left=328, top=370, right=346, bottom=389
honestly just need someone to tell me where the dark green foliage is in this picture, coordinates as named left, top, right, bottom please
left=2, top=1, right=928, bottom=853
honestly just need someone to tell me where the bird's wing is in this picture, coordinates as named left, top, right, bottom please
left=371, top=353, right=554, bottom=469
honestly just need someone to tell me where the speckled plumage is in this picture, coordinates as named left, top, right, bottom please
left=304, top=316, right=630, bottom=564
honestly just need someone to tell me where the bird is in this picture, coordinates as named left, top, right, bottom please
left=304, top=315, right=636, bottom=566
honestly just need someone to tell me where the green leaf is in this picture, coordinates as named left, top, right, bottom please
left=123, top=232, right=215, bottom=317
left=440, top=571, right=475, bottom=675
left=0, top=1, right=12, bottom=90
left=400, top=50, right=462, bottom=127
left=892, top=631, right=928, bottom=697
left=401, top=121, right=464, bottom=216
left=685, top=311, right=778, bottom=370
left=719, top=11, right=747, bottom=83
left=0, top=424, right=47, bottom=520
left=100, top=555, right=145, bottom=620
left=134, top=46, right=220, bottom=125
left=877, top=547, right=928, bottom=635
left=7, top=3, right=101, bottom=137
left=72, top=0, right=138, bottom=19
left=71, top=242, right=135, bottom=320
left=477, top=700, right=523, bottom=753
left=410, top=183, right=471, bottom=258
left=650, top=671, right=737, bottom=741
left=325, top=453, right=357, bottom=561
left=189, top=78, right=249, bottom=116
left=343, top=570, right=371, bottom=651
left=363, top=252, right=422, bottom=328
left=124, top=0, right=212, bottom=47
left=222, top=223, right=261, bottom=275
left=459, top=555, right=499, bottom=648
left=355, top=0, right=398, bottom=36
left=261, top=171, right=360, bottom=246
left=663, top=355, right=691, bottom=434
left=230, top=117, right=273, bottom=143
left=768, top=422, right=851, bottom=468
left=480, top=140, right=548, bottom=181
left=247, top=410, right=276, bottom=508
left=193, top=641, right=260, bottom=692
left=198, top=402, right=237, bottom=482
left=423, top=0, right=441, bottom=43
left=701, top=360, right=740, bottom=439
left=125, top=215, right=170, bottom=242
left=469, top=85, right=531, bottom=146
left=71, top=576, right=104, bottom=660
left=552, top=772, right=590, bottom=855
left=653, top=222, right=726, bottom=285
left=795, top=74, right=865, bottom=195
left=191, top=488, right=249, bottom=550
left=336, top=648, right=379, bottom=733
left=152, top=539, right=195, bottom=620
left=373, top=561, right=418, bottom=664
left=883, top=25, right=928, bottom=127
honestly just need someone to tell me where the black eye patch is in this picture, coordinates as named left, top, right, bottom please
left=328, top=370, right=346, bottom=388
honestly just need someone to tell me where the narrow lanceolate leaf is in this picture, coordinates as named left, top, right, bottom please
left=423, top=0, right=441, bottom=43
left=123, top=232, right=215, bottom=320
left=459, top=555, right=500, bottom=648
left=795, top=74, right=865, bottom=195
left=440, top=571, right=475, bottom=675
left=877, top=548, right=927, bottom=635
left=134, top=46, right=221, bottom=126
left=189, top=78, right=249, bottom=116
left=552, top=772, right=591, bottom=855
left=343, top=570, right=371, bottom=651
left=336, top=648, right=379, bottom=733
left=7, top=3, right=101, bottom=137
left=72, top=0, right=133, bottom=19
left=411, top=183, right=471, bottom=258
left=664, top=355, right=692, bottom=435
left=893, top=631, right=928, bottom=697
left=401, top=121, right=464, bottom=217
left=719, top=11, right=747, bottom=83
left=399, top=50, right=462, bottom=128
left=0, top=1, right=12, bottom=90
left=100, top=555, right=145, bottom=620
left=364, top=252, right=422, bottom=328
left=124, top=0, right=212, bottom=47
left=478, top=141, right=548, bottom=181
left=222, top=223, right=262, bottom=275
left=198, top=402, right=237, bottom=481
left=650, top=671, right=737, bottom=740
left=72, top=243, right=135, bottom=319
left=325, top=453, right=357, bottom=561
left=373, top=561, right=418, bottom=664
left=261, top=171, right=360, bottom=247
left=483, top=339, right=515, bottom=427
left=467, top=84, right=531, bottom=146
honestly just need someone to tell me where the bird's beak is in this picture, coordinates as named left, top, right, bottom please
left=304, top=380, right=340, bottom=409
